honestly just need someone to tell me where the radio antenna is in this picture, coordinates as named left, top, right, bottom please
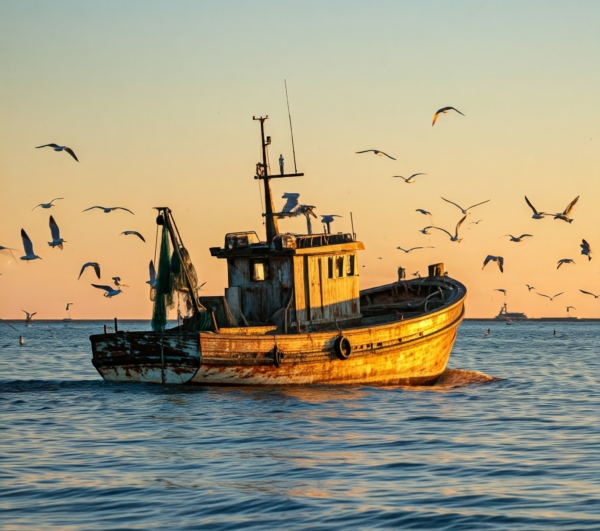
left=284, top=79, right=298, bottom=173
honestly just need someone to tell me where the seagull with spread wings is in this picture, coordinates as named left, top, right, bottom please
left=146, top=260, right=156, bottom=289
left=580, top=239, right=592, bottom=261
left=566, top=306, right=576, bottom=314
left=48, top=216, right=66, bottom=250
left=83, top=206, right=135, bottom=214
left=526, top=284, right=536, bottom=292
left=32, top=198, right=63, bottom=211
left=552, top=196, right=579, bottom=223
left=393, top=173, right=426, bottom=183
left=580, top=289, right=600, bottom=299
left=524, top=196, right=548, bottom=220
left=355, top=149, right=396, bottom=160
left=494, top=289, right=507, bottom=296
left=279, top=193, right=300, bottom=216
left=429, top=215, right=467, bottom=242
left=36, top=144, right=78, bottom=161
left=537, top=291, right=564, bottom=302
left=91, top=284, right=122, bottom=298
left=396, top=245, right=435, bottom=253
left=502, top=234, right=533, bottom=243
left=0, top=245, right=18, bottom=260
left=432, top=106, right=465, bottom=126
left=120, top=231, right=145, bottom=242
left=78, top=262, right=101, bottom=280
left=22, top=310, right=37, bottom=322
left=557, top=259, right=575, bottom=269
left=20, top=229, right=41, bottom=261
left=441, top=197, right=490, bottom=215
left=112, top=277, right=130, bottom=288
left=482, top=255, right=504, bottom=273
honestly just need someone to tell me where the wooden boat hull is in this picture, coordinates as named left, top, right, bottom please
left=90, top=279, right=465, bottom=386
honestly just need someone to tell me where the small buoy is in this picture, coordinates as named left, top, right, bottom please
left=19, top=335, right=25, bottom=345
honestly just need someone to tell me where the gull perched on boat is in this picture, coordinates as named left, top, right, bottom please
left=22, top=310, right=37, bottom=322
left=355, top=149, right=396, bottom=160
left=482, top=255, right=504, bottom=273
left=396, top=245, right=434, bottom=253
left=430, top=215, right=467, bottom=243
left=78, top=262, right=101, bottom=279
left=91, top=284, right=122, bottom=298
left=32, top=198, right=63, bottom=211
left=537, top=291, right=564, bottom=301
left=120, top=231, right=145, bottom=242
left=552, top=196, right=579, bottom=223
left=35, top=144, right=78, bottom=162
left=321, top=214, right=342, bottom=234
left=524, top=196, right=548, bottom=220
left=557, top=259, right=575, bottom=269
left=494, top=289, right=507, bottom=296
left=502, top=234, right=533, bottom=243
left=112, top=277, right=130, bottom=288
left=20, top=229, right=41, bottom=261
left=441, top=197, right=490, bottom=215
left=526, top=284, right=536, bottom=291
left=580, top=289, right=600, bottom=299
left=48, top=216, right=66, bottom=250
left=393, top=173, right=426, bottom=183
left=146, top=260, right=156, bottom=289
left=0, top=245, right=18, bottom=260
left=83, top=206, right=135, bottom=215
left=580, top=239, right=592, bottom=261
left=432, top=106, right=465, bottom=126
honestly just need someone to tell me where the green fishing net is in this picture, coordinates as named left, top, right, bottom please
left=151, top=225, right=174, bottom=331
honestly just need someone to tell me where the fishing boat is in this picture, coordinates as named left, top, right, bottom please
left=90, top=116, right=467, bottom=385
left=494, top=302, right=527, bottom=322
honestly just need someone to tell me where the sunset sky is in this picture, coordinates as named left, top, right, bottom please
left=1, top=0, right=599, bottom=319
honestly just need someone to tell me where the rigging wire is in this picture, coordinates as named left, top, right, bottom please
left=284, top=79, right=298, bottom=173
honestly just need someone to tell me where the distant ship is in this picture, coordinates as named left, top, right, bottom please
left=495, top=302, right=527, bottom=321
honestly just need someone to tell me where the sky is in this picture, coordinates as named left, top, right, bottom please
left=1, top=0, right=599, bottom=319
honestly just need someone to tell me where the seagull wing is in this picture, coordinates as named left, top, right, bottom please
left=431, top=226, right=453, bottom=238
left=281, top=193, right=300, bottom=213
left=441, top=197, right=464, bottom=212
left=497, top=256, right=504, bottom=273
left=454, top=215, right=467, bottom=237
left=409, top=173, right=426, bottom=179
left=35, top=144, right=60, bottom=149
left=482, top=255, right=496, bottom=269
left=466, top=199, right=491, bottom=210
left=524, top=195, right=540, bottom=215
left=21, top=229, right=34, bottom=255
left=50, top=198, right=64, bottom=204
left=392, top=176, right=408, bottom=181
left=537, top=292, right=551, bottom=299
left=562, top=195, right=579, bottom=216
left=121, top=231, right=146, bottom=242
left=64, top=147, right=78, bottom=162
left=82, top=206, right=104, bottom=212
left=93, top=263, right=101, bottom=279
left=355, top=150, right=375, bottom=154
left=553, top=292, right=564, bottom=299
left=580, top=289, right=598, bottom=297
left=92, top=284, right=113, bottom=293
left=31, top=312, right=37, bottom=317
left=49, top=216, right=61, bottom=240
left=518, top=234, right=533, bottom=239
left=114, top=207, right=135, bottom=215
left=32, top=204, right=43, bottom=211
left=447, top=107, right=465, bottom=116
left=380, top=151, right=396, bottom=160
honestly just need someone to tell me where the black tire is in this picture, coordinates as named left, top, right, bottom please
left=272, top=346, right=284, bottom=368
left=334, top=335, right=352, bottom=360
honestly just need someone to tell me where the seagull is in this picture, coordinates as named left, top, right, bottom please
left=432, top=106, right=465, bottom=126
left=415, top=209, right=434, bottom=225
left=441, top=197, right=490, bottom=215
left=112, top=277, right=130, bottom=288
left=580, top=239, right=592, bottom=261
left=526, top=284, right=536, bottom=291
left=293, top=204, right=318, bottom=235
left=120, top=231, right=146, bottom=242
left=553, top=196, right=579, bottom=223
left=483, top=328, right=491, bottom=337
left=557, top=259, right=575, bottom=269
left=32, top=198, right=64, bottom=211
left=566, top=306, right=576, bottom=313
left=429, top=215, right=467, bottom=242
left=502, top=234, right=533, bottom=242
left=396, top=246, right=434, bottom=253
left=494, top=289, right=507, bottom=296
left=92, top=284, right=122, bottom=298
left=355, top=149, right=396, bottom=160
left=524, top=196, right=548, bottom=220
left=20, top=229, right=41, bottom=261
left=35, top=144, right=78, bottom=162
left=580, top=289, right=600, bottom=299
left=418, top=226, right=432, bottom=235
left=66, top=303, right=74, bottom=311
left=482, top=255, right=504, bottom=273
left=0, top=245, right=18, bottom=260
left=393, top=173, right=426, bottom=183
left=22, top=310, right=37, bottom=322
left=537, top=292, right=564, bottom=301
left=412, top=271, right=421, bottom=278
left=279, top=193, right=300, bottom=215
left=469, top=220, right=483, bottom=225
left=146, top=260, right=156, bottom=289
left=83, top=206, right=135, bottom=215
left=321, top=215, right=342, bottom=234
left=48, top=216, right=66, bottom=250
left=78, top=262, right=101, bottom=279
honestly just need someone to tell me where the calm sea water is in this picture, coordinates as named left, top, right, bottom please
left=1, top=320, right=599, bottom=530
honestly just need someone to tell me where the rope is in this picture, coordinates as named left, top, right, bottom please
left=153, top=222, right=159, bottom=266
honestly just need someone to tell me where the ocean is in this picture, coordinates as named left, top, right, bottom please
left=1, top=320, right=599, bottom=530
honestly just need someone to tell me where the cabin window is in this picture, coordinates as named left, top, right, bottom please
left=251, top=260, right=268, bottom=281
left=336, top=256, right=345, bottom=278
left=328, top=257, right=334, bottom=279
left=347, top=254, right=356, bottom=276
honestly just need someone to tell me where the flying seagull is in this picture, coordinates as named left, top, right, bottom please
left=524, top=196, right=548, bottom=220
left=494, top=289, right=507, bottom=296
left=112, top=277, right=130, bottom=288
left=502, top=234, right=533, bottom=243
left=355, top=149, right=397, bottom=160
left=580, top=239, right=592, bottom=261
left=393, top=173, right=426, bottom=183
left=279, top=193, right=300, bottom=215
left=430, top=215, right=467, bottom=242
left=91, top=284, right=122, bottom=298
left=120, top=231, right=145, bottom=242
left=66, top=303, right=74, bottom=311
left=526, top=284, right=536, bottom=291
left=32, top=198, right=64, bottom=211
left=432, top=106, right=465, bottom=126
left=78, top=262, right=101, bottom=280
left=396, top=245, right=434, bottom=253
left=0, top=245, right=18, bottom=260
left=580, top=289, right=600, bottom=299
left=83, top=206, right=135, bottom=215
left=557, top=259, right=575, bottom=269
left=553, top=196, right=579, bottom=223
left=537, top=292, right=564, bottom=302
left=482, top=255, right=504, bottom=273
left=22, top=310, right=37, bottom=322
left=412, top=271, right=421, bottom=278
left=566, top=306, right=576, bottom=313
left=35, top=144, right=78, bottom=162
left=20, top=229, right=41, bottom=261
left=441, top=197, right=490, bottom=215
left=48, top=216, right=66, bottom=249
left=418, top=226, right=432, bottom=235
left=146, top=260, right=156, bottom=289
left=469, top=220, right=483, bottom=225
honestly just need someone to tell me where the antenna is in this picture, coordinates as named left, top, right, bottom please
left=284, top=79, right=298, bottom=173
left=350, top=212, right=356, bottom=241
